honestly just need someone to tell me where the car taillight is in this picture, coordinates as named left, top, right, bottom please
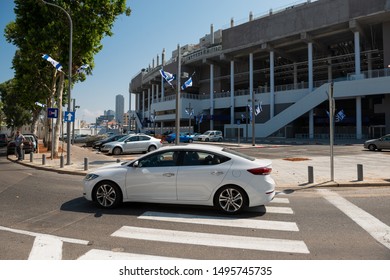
left=247, top=167, right=272, bottom=175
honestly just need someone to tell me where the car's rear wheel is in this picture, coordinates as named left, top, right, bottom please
left=214, top=185, right=248, bottom=214
left=93, top=181, right=122, bottom=209
left=148, top=145, right=157, bottom=152
left=368, top=144, right=376, bottom=151
left=113, top=147, right=122, bottom=155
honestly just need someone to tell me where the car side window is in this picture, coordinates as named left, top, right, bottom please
left=137, top=151, right=179, bottom=168
left=139, top=135, right=150, bottom=141
left=182, top=151, right=230, bottom=166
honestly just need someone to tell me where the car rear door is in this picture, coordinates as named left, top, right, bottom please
left=176, top=151, right=232, bottom=201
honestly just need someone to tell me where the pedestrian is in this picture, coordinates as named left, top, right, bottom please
left=14, top=130, right=25, bottom=160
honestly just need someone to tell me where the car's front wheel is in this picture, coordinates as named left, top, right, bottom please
left=214, top=185, right=248, bottom=214
left=113, top=147, right=122, bottom=155
left=368, top=144, right=377, bottom=151
left=93, top=181, right=122, bottom=209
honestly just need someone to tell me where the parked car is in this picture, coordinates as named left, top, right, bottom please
left=100, top=134, right=162, bottom=155
left=364, top=134, right=390, bottom=151
left=0, top=133, right=8, bottom=148
left=83, top=144, right=275, bottom=214
left=92, top=134, right=126, bottom=150
left=198, top=130, right=223, bottom=142
left=24, top=135, right=37, bottom=152
left=165, top=132, right=193, bottom=143
left=191, top=133, right=202, bottom=141
left=7, top=137, right=35, bottom=156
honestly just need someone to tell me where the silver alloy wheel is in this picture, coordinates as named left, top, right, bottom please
left=368, top=144, right=376, bottom=151
left=95, top=182, right=119, bottom=208
left=148, top=145, right=156, bottom=152
left=217, top=187, right=244, bottom=213
left=113, top=147, right=122, bottom=155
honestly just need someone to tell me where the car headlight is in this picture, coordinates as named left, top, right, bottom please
left=84, top=174, right=99, bottom=181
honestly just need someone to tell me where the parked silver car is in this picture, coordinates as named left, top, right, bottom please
left=100, top=134, right=162, bottom=155
left=198, top=130, right=223, bottom=142
left=364, top=134, right=390, bottom=151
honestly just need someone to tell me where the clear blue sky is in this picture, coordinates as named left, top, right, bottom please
left=1, top=0, right=303, bottom=123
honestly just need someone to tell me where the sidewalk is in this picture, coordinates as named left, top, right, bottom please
left=7, top=141, right=390, bottom=189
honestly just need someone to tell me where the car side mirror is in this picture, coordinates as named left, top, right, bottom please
left=133, top=161, right=139, bottom=167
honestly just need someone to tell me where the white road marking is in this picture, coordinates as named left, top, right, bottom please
left=28, top=235, right=63, bottom=260
left=318, top=189, right=390, bottom=250
left=0, top=225, right=90, bottom=260
left=0, top=225, right=89, bottom=245
left=112, top=226, right=310, bottom=254
left=139, top=211, right=299, bottom=231
left=78, top=249, right=186, bottom=260
left=271, top=197, right=290, bottom=204
left=264, top=206, right=294, bottom=214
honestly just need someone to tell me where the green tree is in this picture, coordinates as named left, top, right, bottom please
left=4, top=0, right=131, bottom=157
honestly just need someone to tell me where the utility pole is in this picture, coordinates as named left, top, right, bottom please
left=329, top=82, right=335, bottom=182
left=175, top=44, right=181, bottom=145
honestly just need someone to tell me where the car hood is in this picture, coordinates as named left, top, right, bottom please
left=364, top=139, right=378, bottom=144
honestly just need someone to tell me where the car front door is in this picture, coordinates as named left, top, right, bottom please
left=176, top=151, right=232, bottom=201
left=122, top=135, right=141, bottom=153
left=125, top=151, right=179, bottom=201
left=378, top=136, right=390, bottom=149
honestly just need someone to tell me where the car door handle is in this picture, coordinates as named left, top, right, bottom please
left=163, top=173, right=175, bottom=177
left=210, top=171, right=224, bottom=176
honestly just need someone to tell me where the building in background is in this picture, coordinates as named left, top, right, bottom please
left=115, top=94, right=124, bottom=125
left=130, top=0, right=390, bottom=140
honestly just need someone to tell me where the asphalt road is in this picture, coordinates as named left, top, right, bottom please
left=0, top=149, right=389, bottom=260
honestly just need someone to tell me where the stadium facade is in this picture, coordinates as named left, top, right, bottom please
left=129, top=0, right=390, bottom=139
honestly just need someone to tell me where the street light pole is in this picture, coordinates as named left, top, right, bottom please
left=42, top=0, right=73, bottom=165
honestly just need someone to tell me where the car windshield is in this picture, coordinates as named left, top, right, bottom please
left=222, top=147, right=255, bottom=161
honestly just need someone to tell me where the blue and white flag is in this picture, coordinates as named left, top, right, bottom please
left=198, top=114, right=203, bottom=124
left=336, top=109, right=346, bottom=122
left=185, top=108, right=194, bottom=116
left=76, top=64, right=89, bottom=74
left=42, top=54, right=63, bottom=71
left=159, top=69, right=175, bottom=85
left=181, top=77, right=193, bottom=90
left=255, top=101, right=263, bottom=116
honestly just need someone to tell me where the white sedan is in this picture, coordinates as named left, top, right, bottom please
left=83, top=144, right=276, bottom=214
left=100, top=134, right=162, bottom=155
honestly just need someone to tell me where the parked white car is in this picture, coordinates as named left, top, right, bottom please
left=198, top=130, right=223, bottom=142
left=83, top=144, right=275, bottom=214
left=100, top=134, right=162, bottom=155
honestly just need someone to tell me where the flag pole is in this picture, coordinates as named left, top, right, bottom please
left=175, top=44, right=181, bottom=145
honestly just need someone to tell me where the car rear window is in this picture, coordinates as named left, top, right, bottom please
left=222, top=148, right=255, bottom=161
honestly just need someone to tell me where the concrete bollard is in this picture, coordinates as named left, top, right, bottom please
left=60, top=155, right=64, bottom=168
left=84, top=157, right=89, bottom=171
left=42, top=154, right=46, bottom=165
left=308, top=166, right=314, bottom=183
left=357, top=164, right=363, bottom=181
left=30, top=152, right=34, bottom=162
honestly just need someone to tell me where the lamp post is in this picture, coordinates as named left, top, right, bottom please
left=42, top=0, right=73, bottom=165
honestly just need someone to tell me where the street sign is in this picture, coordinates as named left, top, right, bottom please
left=64, top=111, right=75, bottom=122
left=47, top=108, right=59, bottom=119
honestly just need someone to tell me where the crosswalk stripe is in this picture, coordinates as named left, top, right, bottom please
left=139, top=211, right=299, bottom=231
left=271, top=197, right=290, bottom=204
left=264, top=206, right=294, bottom=214
left=112, top=226, right=310, bottom=254
left=318, top=189, right=390, bottom=250
left=78, top=249, right=185, bottom=260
